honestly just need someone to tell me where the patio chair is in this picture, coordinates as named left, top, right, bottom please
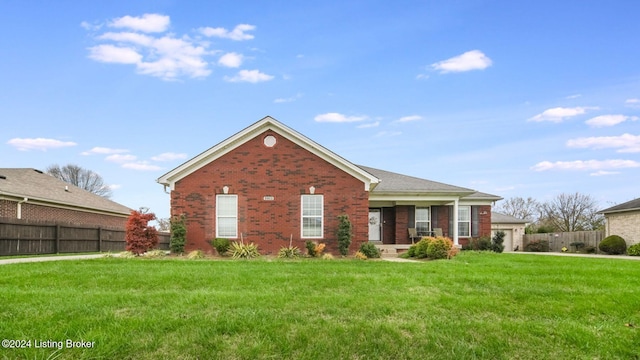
left=433, top=228, right=443, bottom=237
left=408, top=228, right=421, bottom=243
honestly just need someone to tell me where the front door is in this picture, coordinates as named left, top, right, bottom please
left=368, top=209, right=381, bottom=241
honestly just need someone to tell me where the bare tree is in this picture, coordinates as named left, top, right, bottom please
left=494, top=197, right=540, bottom=222
left=539, top=192, right=603, bottom=232
left=46, top=164, right=113, bottom=198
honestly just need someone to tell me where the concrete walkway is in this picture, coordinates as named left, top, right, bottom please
left=0, top=254, right=106, bottom=265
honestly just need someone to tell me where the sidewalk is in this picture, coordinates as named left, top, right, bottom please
left=0, top=254, right=105, bottom=265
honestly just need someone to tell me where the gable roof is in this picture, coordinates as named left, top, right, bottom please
left=157, top=116, right=381, bottom=191
left=599, top=197, right=640, bottom=214
left=0, top=168, right=131, bottom=216
left=491, top=212, right=528, bottom=224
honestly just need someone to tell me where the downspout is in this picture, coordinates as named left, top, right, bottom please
left=17, top=197, right=28, bottom=219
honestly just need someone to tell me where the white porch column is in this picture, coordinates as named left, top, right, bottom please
left=452, top=198, right=459, bottom=247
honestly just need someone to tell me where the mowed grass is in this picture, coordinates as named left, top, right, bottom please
left=1, top=252, right=639, bottom=359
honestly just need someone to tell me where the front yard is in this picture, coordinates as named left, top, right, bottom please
left=1, top=252, right=638, bottom=359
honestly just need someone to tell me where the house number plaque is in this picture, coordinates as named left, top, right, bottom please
left=263, top=196, right=275, bottom=201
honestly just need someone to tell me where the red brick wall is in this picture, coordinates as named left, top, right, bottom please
left=0, top=200, right=17, bottom=218
left=478, top=205, right=492, bottom=238
left=171, top=130, right=369, bottom=255
left=0, top=200, right=127, bottom=229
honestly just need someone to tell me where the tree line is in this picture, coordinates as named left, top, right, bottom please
left=494, top=193, right=605, bottom=233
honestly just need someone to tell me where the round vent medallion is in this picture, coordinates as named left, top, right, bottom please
left=263, top=135, right=277, bottom=147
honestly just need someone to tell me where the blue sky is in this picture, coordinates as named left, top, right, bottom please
left=2, top=1, right=639, bottom=220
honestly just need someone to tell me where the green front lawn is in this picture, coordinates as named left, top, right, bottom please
left=1, top=252, right=638, bottom=359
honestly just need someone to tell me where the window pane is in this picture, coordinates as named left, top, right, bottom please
left=218, top=195, right=237, bottom=216
left=458, top=206, right=470, bottom=221
left=416, top=207, right=429, bottom=221
left=458, top=222, right=470, bottom=237
left=218, top=218, right=237, bottom=237
left=302, top=195, right=323, bottom=238
left=217, top=195, right=237, bottom=238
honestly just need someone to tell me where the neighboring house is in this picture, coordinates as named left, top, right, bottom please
left=157, top=116, right=502, bottom=254
left=491, top=212, right=528, bottom=251
left=599, top=197, right=640, bottom=246
left=0, top=168, right=131, bottom=229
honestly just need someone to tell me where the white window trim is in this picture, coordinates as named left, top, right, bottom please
left=216, top=194, right=238, bottom=238
left=415, top=206, right=431, bottom=236
left=301, top=194, right=324, bottom=239
left=458, top=205, right=471, bottom=237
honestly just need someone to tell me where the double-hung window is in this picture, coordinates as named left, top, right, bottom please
left=415, top=207, right=430, bottom=236
left=301, top=195, right=323, bottom=238
left=216, top=195, right=238, bottom=238
left=458, top=205, right=471, bottom=237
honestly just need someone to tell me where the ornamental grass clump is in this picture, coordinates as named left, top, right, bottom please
left=186, top=250, right=205, bottom=260
left=278, top=236, right=301, bottom=259
left=229, top=240, right=260, bottom=259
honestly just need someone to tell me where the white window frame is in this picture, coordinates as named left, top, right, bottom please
left=458, top=205, right=471, bottom=237
left=216, top=194, right=238, bottom=238
left=301, top=195, right=323, bottom=239
left=415, top=206, right=430, bottom=236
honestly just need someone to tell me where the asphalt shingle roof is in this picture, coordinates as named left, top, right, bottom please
left=599, top=197, right=640, bottom=214
left=358, top=165, right=476, bottom=194
left=0, top=168, right=131, bottom=215
left=491, top=212, right=528, bottom=224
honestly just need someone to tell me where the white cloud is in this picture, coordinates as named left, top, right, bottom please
left=199, top=24, right=256, bottom=41
left=274, top=93, right=303, bottom=103
left=395, top=115, right=422, bottom=123
left=224, top=69, right=274, bottom=83
left=7, top=138, right=77, bottom=151
left=565, top=94, right=582, bottom=99
left=590, top=170, right=620, bottom=176
left=81, top=147, right=129, bottom=155
left=566, top=133, right=640, bottom=153
left=122, top=162, right=163, bottom=171
left=528, top=106, right=598, bottom=123
left=357, top=121, right=380, bottom=129
left=85, top=15, right=243, bottom=80
left=585, top=114, right=638, bottom=127
left=106, top=154, right=137, bottom=163
left=88, top=44, right=142, bottom=64
left=109, top=14, right=170, bottom=33
left=218, top=52, right=243, bottom=68
left=314, top=113, right=368, bottom=123
left=151, top=152, right=188, bottom=162
left=625, top=98, right=640, bottom=108
left=416, top=74, right=430, bottom=80
left=431, top=50, right=492, bottom=73
left=99, top=31, right=154, bottom=46
left=107, top=184, right=123, bottom=190
left=531, top=159, right=640, bottom=172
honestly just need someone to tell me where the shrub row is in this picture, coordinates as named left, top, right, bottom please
left=406, top=237, right=458, bottom=260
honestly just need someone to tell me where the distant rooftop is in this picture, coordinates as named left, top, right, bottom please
left=0, top=168, right=131, bottom=216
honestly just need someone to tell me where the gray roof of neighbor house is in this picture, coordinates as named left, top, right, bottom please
left=0, top=168, right=131, bottom=216
left=358, top=165, right=502, bottom=200
left=599, top=197, right=640, bottom=214
left=491, top=212, right=528, bottom=224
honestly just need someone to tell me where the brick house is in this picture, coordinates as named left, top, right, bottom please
left=599, top=197, right=640, bottom=246
left=0, top=168, right=131, bottom=228
left=157, top=116, right=502, bottom=254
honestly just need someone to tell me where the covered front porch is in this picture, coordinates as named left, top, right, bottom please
left=367, top=201, right=493, bottom=249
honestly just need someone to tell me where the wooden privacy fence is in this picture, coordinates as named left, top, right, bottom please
left=523, top=230, right=605, bottom=253
left=0, top=218, right=169, bottom=256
